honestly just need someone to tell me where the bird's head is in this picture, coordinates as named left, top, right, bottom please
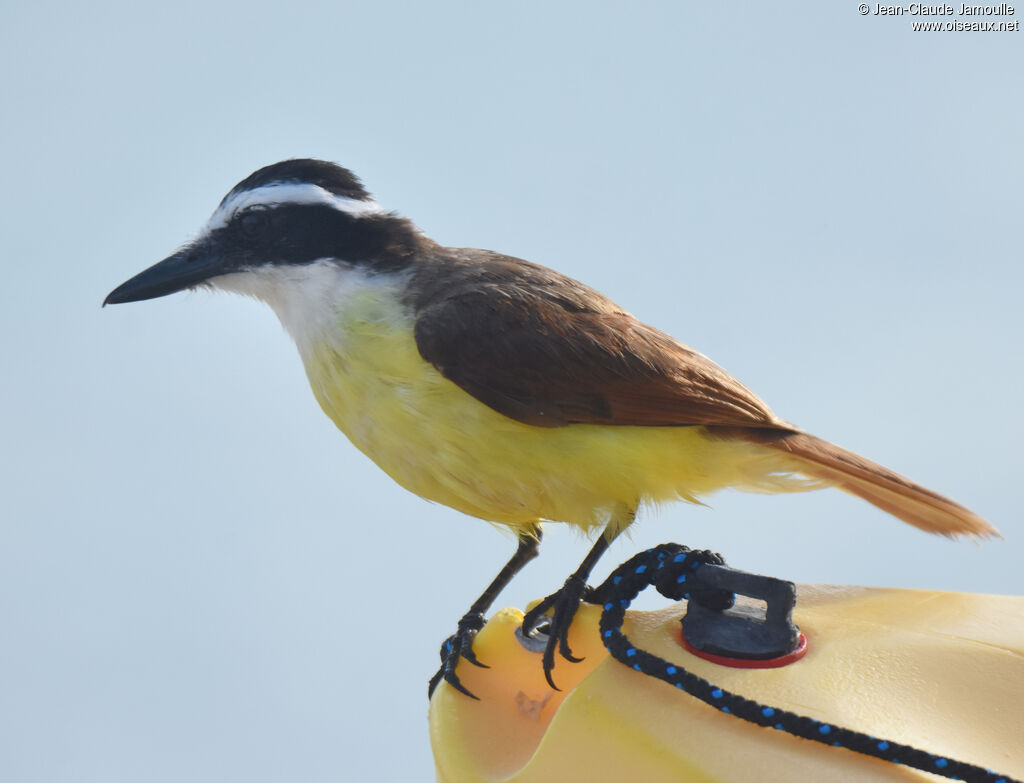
left=104, top=159, right=422, bottom=307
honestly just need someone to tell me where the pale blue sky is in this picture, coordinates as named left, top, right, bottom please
left=2, top=2, right=1021, bottom=781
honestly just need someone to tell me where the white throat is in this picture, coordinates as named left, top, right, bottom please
left=211, top=261, right=411, bottom=354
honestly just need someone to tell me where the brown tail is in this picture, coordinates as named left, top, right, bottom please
left=709, top=427, right=998, bottom=538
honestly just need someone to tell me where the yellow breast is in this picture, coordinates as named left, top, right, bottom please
left=298, top=289, right=813, bottom=534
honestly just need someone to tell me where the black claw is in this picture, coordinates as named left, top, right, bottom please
left=428, top=667, right=444, bottom=696
left=559, top=642, right=584, bottom=664
left=428, top=612, right=488, bottom=699
left=521, top=575, right=591, bottom=689
left=521, top=594, right=557, bottom=636
left=542, top=648, right=561, bottom=690
left=439, top=664, right=480, bottom=700
left=462, top=646, right=488, bottom=669
left=428, top=660, right=480, bottom=700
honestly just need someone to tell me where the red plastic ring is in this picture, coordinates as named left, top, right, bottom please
left=679, top=631, right=808, bottom=669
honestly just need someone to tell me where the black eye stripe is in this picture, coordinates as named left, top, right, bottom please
left=218, top=202, right=419, bottom=270
left=236, top=206, right=271, bottom=235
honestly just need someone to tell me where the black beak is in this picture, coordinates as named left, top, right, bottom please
left=104, top=243, right=226, bottom=306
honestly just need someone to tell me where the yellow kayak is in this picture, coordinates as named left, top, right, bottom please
left=429, top=585, right=1024, bottom=782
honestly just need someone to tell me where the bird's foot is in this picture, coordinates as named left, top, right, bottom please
left=428, top=611, right=488, bottom=700
left=520, top=574, right=591, bottom=690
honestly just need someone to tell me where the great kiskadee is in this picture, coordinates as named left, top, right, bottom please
left=105, top=159, right=996, bottom=696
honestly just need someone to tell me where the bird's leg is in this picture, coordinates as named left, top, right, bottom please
left=521, top=515, right=629, bottom=690
left=429, top=530, right=542, bottom=699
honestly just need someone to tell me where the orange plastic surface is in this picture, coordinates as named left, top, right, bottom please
left=429, top=586, right=1024, bottom=782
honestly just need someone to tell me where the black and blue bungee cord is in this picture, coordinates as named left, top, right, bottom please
left=586, top=543, right=1020, bottom=783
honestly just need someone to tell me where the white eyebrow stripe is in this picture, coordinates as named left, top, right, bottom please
left=205, top=182, right=388, bottom=232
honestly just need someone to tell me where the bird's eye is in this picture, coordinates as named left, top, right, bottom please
left=237, top=206, right=269, bottom=236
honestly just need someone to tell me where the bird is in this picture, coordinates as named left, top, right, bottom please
left=105, top=158, right=997, bottom=697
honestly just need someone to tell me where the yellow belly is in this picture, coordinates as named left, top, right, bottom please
left=300, top=301, right=814, bottom=535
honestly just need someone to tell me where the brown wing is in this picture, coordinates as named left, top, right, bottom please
left=409, top=250, right=996, bottom=537
left=411, top=251, right=787, bottom=429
